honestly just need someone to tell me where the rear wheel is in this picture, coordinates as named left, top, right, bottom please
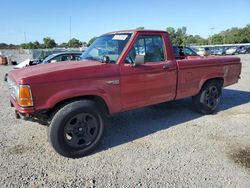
left=192, top=80, right=222, bottom=114
left=48, top=100, right=105, bottom=158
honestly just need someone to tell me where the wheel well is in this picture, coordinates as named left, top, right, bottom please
left=47, top=96, right=109, bottom=122
left=202, top=77, right=224, bottom=89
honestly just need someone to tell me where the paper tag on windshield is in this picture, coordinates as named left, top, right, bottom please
left=112, top=35, right=128, bottom=40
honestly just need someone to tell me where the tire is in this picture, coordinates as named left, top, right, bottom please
left=192, top=80, right=222, bottom=114
left=48, top=100, right=105, bottom=158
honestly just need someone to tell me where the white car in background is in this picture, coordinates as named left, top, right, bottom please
left=225, top=47, right=237, bottom=55
left=196, top=47, right=210, bottom=56
left=4, top=52, right=82, bottom=81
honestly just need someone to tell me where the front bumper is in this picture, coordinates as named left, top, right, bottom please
left=10, top=97, right=35, bottom=114
left=10, top=97, right=35, bottom=121
left=10, top=97, right=49, bottom=125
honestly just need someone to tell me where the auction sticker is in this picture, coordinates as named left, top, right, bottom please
left=112, top=35, right=128, bottom=40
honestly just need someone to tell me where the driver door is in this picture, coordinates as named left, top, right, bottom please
left=120, top=34, right=177, bottom=110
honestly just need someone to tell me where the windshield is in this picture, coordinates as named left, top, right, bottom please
left=80, top=33, right=132, bottom=63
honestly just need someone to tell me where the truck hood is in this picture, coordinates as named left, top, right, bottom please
left=9, top=60, right=103, bottom=85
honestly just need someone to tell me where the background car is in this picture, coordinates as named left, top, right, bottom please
left=214, top=47, right=226, bottom=56
left=14, top=51, right=82, bottom=69
left=196, top=47, right=210, bottom=56
left=210, top=47, right=216, bottom=55
left=4, top=52, right=82, bottom=81
left=237, top=46, right=250, bottom=54
left=225, top=47, right=237, bottom=55
left=173, top=46, right=199, bottom=59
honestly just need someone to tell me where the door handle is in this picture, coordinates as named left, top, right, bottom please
left=163, top=64, right=171, bottom=70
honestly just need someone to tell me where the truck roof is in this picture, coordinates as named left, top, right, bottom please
left=105, top=29, right=167, bottom=35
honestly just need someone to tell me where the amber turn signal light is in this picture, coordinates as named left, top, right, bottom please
left=18, top=85, right=33, bottom=107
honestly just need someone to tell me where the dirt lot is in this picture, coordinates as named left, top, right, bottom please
left=0, top=54, right=249, bottom=187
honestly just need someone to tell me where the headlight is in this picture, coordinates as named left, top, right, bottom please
left=7, top=77, right=19, bottom=100
left=8, top=78, right=33, bottom=107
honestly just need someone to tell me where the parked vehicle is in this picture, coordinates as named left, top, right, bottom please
left=210, top=48, right=216, bottom=55
left=235, top=46, right=244, bottom=54
left=8, top=30, right=242, bottom=158
left=4, top=52, right=82, bottom=81
left=196, top=47, right=210, bottom=56
left=173, top=46, right=199, bottom=59
left=14, top=52, right=82, bottom=69
left=244, top=47, right=250, bottom=53
left=225, top=47, right=237, bottom=55
left=238, top=46, right=250, bottom=54
left=238, top=47, right=246, bottom=54
left=214, top=48, right=226, bottom=56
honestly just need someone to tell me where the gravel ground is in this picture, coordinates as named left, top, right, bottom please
left=0, top=54, right=249, bottom=187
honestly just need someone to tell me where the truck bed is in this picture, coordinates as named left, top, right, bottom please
left=176, top=56, right=241, bottom=99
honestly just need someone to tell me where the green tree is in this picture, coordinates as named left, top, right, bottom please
left=0, top=43, right=19, bottom=49
left=33, top=41, right=41, bottom=49
left=166, top=26, right=187, bottom=46
left=59, top=42, right=67, bottom=48
left=20, top=42, right=37, bottom=49
left=209, top=24, right=250, bottom=44
left=210, top=34, right=224, bottom=44
left=166, top=26, right=209, bottom=46
left=175, top=26, right=187, bottom=46
left=82, top=41, right=87, bottom=47
left=166, top=27, right=176, bottom=44
left=87, top=37, right=97, bottom=47
left=136, top=27, right=145, bottom=30
left=20, top=43, right=28, bottom=49
left=237, top=24, right=250, bottom=43
left=43, top=37, right=56, bottom=48
left=67, top=38, right=82, bottom=48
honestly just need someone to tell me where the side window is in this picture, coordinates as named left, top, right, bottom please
left=184, top=47, right=197, bottom=56
left=70, top=54, right=79, bottom=61
left=126, top=35, right=165, bottom=63
left=173, top=46, right=180, bottom=57
left=50, top=55, right=59, bottom=62
left=60, top=55, right=71, bottom=61
left=50, top=55, right=71, bottom=63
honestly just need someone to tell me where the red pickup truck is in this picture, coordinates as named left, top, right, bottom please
left=8, top=30, right=241, bottom=158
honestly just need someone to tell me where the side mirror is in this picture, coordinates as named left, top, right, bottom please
left=133, top=55, right=144, bottom=67
left=102, top=56, right=110, bottom=63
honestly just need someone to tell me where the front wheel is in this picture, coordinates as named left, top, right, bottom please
left=192, top=81, right=222, bottom=114
left=48, top=100, right=105, bottom=158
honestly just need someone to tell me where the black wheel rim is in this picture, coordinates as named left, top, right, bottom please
left=205, top=86, right=220, bottom=109
left=64, top=113, right=99, bottom=148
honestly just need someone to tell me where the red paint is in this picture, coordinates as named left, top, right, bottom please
left=8, top=30, right=241, bottom=116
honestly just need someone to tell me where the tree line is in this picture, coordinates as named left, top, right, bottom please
left=17, top=37, right=95, bottom=49
left=19, top=37, right=86, bottom=49
left=0, top=37, right=94, bottom=49
left=0, top=24, right=249, bottom=49
left=166, top=24, right=250, bottom=46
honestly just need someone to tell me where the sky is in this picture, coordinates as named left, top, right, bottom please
left=1, top=0, right=250, bottom=44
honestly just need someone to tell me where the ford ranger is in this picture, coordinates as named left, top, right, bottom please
left=8, top=30, right=242, bottom=158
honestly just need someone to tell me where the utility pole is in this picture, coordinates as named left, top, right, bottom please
left=24, top=32, right=27, bottom=43
left=69, top=16, right=72, bottom=40
left=210, top=27, right=215, bottom=45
